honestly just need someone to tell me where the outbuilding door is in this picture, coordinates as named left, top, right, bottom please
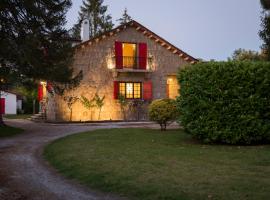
left=0, top=98, right=5, bottom=114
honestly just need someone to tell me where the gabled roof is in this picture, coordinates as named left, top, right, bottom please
left=76, top=20, right=198, bottom=63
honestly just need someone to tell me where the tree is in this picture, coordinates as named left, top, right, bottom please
left=259, top=0, right=270, bottom=60
left=0, top=62, right=20, bottom=126
left=80, top=95, right=96, bottom=120
left=63, top=95, right=79, bottom=121
left=14, top=84, right=38, bottom=114
left=0, top=0, right=78, bottom=83
left=261, top=0, right=270, bottom=10
left=94, top=93, right=105, bottom=120
left=229, top=48, right=266, bottom=61
left=117, top=94, right=129, bottom=121
left=72, top=0, right=114, bottom=39
left=0, top=1, right=83, bottom=125
left=117, top=8, right=132, bottom=25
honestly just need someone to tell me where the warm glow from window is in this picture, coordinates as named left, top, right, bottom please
left=119, top=83, right=125, bottom=96
left=166, top=76, right=179, bottom=99
left=119, top=82, right=141, bottom=99
left=126, top=83, right=133, bottom=98
left=122, top=43, right=136, bottom=68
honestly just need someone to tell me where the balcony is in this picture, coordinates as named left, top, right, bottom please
left=110, top=56, right=154, bottom=72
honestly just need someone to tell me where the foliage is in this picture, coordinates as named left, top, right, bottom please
left=229, top=48, right=266, bottom=61
left=44, top=128, right=270, bottom=200
left=117, top=8, right=132, bottom=25
left=177, top=61, right=270, bottom=144
left=71, top=0, right=114, bottom=39
left=63, top=95, right=79, bottom=121
left=261, top=0, right=270, bottom=10
left=0, top=1, right=81, bottom=84
left=14, top=85, right=38, bottom=114
left=259, top=0, right=270, bottom=60
left=117, top=94, right=129, bottom=121
left=129, top=99, right=144, bottom=120
left=149, top=99, right=177, bottom=131
left=80, top=95, right=96, bottom=120
left=94, top=93, right=105, bottom=120
left=0, top=63, right=19, bottom=125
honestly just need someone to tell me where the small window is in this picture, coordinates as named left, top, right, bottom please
left=119, top=82, right=141, bottom=99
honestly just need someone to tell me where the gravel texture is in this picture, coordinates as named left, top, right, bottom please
left=0, top=119, right=168, bottom=200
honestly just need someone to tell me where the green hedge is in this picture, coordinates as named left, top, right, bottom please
left=177, top=61, right=270, bottom=144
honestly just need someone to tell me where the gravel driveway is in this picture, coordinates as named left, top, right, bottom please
left=0, top=119, right=161, bottom=200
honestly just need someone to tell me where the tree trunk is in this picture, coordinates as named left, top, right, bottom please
left=160, top=123, right=167, bottom=131
left=0, top=92, right=5, bottom=126
left=98, top=108, right=101, bottom=120
left=33, top=99, right=36, bottom=114
left=0, top=113, right=5, bottom=127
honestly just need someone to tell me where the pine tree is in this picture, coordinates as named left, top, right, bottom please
left=72, top=0, right=114, bottom=39
left=0, top=0, right=82, bottom=126
left=117, top=8, right=132, bottom=25
left=259, top=0, right=270, bottom=60
left=261, top=0, right=270, bottom=10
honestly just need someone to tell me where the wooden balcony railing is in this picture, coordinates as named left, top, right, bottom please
left=115, top=56, right=153, bottom=70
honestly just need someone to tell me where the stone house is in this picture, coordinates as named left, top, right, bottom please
left=45, top=20, right=197, bottom=121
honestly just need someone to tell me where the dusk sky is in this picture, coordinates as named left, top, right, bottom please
left=66, top=0, right=262, bottom=61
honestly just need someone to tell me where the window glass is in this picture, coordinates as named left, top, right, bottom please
left=122, top=43, right=136, bottom=68
left=166, top=76, right=180, bottom=99
left=119, top=82, right=125, bottom=96
left=133, top=83, right=141, bottom=99
left=119, top=82, right=141, bottom=99
left=126, top=83, right=133, bottom=98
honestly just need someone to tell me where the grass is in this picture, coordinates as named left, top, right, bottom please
left=0, top=125, right=24, bottom=137
left=44, top=128, right=270, bottom=200
left=3, top=114, right=32, bottom=119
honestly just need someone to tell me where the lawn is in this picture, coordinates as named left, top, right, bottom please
left=0, top=125, right=24, bottom=137
left=44, top=128, right=270, bottom=200
left=3, top=114, right=32, bottom=119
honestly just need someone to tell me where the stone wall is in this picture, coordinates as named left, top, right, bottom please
left=46, top=26, right=189, bottom=121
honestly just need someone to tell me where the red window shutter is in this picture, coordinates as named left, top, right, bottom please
left=38, top=84, right=43, bottom=102
left=143, top=81, right=152, bottom=100
left=113, top=81, right=119, bottom=99
left=138, top=43, right=147, bottom=70
left=115, top=41, right=123, bottom=69
left=0, top=98, right=5, bottom=114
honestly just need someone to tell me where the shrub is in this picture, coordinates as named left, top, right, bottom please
left=177, top=61, right=270, bottom=144
left=149, top=99, right=177, bottom=131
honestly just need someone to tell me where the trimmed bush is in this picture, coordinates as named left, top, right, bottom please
left=149, top=99, right=177, bottom=130
left=177, top=61, right=270, bottom=144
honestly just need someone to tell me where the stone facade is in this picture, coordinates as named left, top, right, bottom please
left=46, top=22, right=195, bottom=122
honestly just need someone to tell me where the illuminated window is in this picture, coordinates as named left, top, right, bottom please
left=122, top=43, right=137, bottom=68
left=166, top=76, right=180, bottom=99
left=119, top=82, right=141, bottom=99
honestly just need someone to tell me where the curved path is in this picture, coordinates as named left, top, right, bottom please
left=0, top=119, right=158, bottom=200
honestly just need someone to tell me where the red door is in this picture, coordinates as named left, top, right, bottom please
left=0, top=98, right=5, bottom=114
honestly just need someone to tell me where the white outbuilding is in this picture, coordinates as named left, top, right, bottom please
left=0, top=91, right=22, bottom=115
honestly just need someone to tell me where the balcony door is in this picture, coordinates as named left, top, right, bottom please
left=122, top=43, right=137, bottom=68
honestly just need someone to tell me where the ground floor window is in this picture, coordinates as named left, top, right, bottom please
left=119, top=82, right=142, bottom=99
left=166, top=76, right=180, bottom=99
